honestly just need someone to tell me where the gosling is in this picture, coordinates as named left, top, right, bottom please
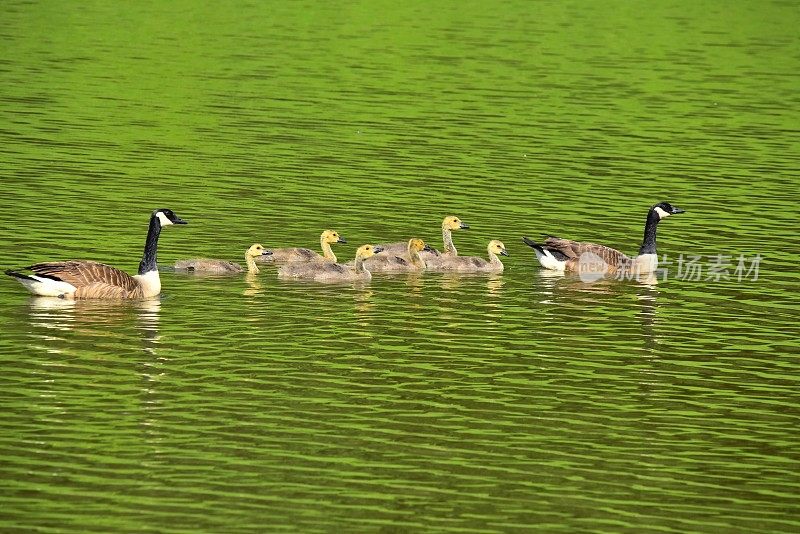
left=426, top=240, right=508, bottom=273
left=257, top=230, right=346, bottom=264
left=278, top=244, right=383, bottom=282
left=361, top=238, right=432, bottom=273
left=378, top=215, right=468, bottom=258
left=174, top=244, right=272, bottom=274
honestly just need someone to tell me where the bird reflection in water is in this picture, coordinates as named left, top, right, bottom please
left=28, top=296, right=162, bottom=355
left=354, top=286, right=375, bottom=318
left=486, top=273, right=504, bottom=298
left=243, top=272, right=263, bottom=297
left=402, top=271, right=425, bottom=297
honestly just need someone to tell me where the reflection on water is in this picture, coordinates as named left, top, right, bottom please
left=353, top=286, right=375, bottom=324
left=243, top=272, right=263, bottom=297
left=28, top=296, right=161, bottom=355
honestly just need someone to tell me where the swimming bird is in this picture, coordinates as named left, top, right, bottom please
left=5, top=209, right=187, bottom=299
left=522, top=201, right=685, bottom=273
left=278, top=244, right=383, bottom=282
left=361, top=238, right=432, bottom=273
left=426, top=240, right=508, bottom=273
left=378, top=216, right=468, bottom=258
left=257, top=230, right=346, bottom=264
left=174, top=244, right=273, bottom=274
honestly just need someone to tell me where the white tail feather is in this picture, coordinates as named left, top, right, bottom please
left=13, top=275, right=77, bottom=297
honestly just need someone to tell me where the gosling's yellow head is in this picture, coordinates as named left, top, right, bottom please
left=356, top=244, right=384, bottom=260
left=408, top=238, right=432, bottom=252
left=247, top=243, right=273, bottom=258
left=321, top=230, right=347, bottom=244
left=488, top=240, right=508, bottom=257
left=442, top=215, right=469, bottom=231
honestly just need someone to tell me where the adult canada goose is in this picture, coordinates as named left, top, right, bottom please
left=361, top=238, right=432, bottom=273
left=257, top=230, right=346, bottom=264
left=174, top=244, right=273, bottom=274
left=5, top=209, right=187, bottom=299
left=278, top=244, right=383, bottom=282
left=378, top=216, right=468, bottom=258
left=426, top=240, right=508, bottom=273
left=522, top=201, right=685, bottom=273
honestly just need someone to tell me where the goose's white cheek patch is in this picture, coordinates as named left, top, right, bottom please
left=156, top=212, right=173, bottom=226
left=654, top=206, right=670, bottom=219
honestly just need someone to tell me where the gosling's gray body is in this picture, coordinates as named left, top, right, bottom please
left=278, top=245, right=382, bottom=283
left=426, top=240, right=508, bottom=273
left=257, top=230, right=345, bottom=265
left=378, top=216, right=467, bottom=259
left=174, top=244, right=271, bottom=274
left=257, top=247, right=321, bottom=264
left=359, top=239, right=430, bottom=273
left=174, top=259, right=245, bottom=273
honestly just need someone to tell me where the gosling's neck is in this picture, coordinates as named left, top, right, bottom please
left=320, top=239, right=337, bottom=262
left=442, top=227, right=457, bottom=256
left=245, top=253, right=260, bottom=274
left=487, top=249, right=503, bottom=266
left=353, top=255, right=366, bottom=273
left=407, top=245, right=425, bottom=268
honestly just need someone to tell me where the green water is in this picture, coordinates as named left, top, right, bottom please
left=2, top=1, right=799, bottom=532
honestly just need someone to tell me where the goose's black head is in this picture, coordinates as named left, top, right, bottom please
left=651, top=202, right=685, bottom=219
left=152, top=209, right=188, bottom=226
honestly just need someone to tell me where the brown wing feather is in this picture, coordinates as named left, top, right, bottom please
left=543, top=238, right=632, bottom=270
left=29, top=261, right=139, bottom=291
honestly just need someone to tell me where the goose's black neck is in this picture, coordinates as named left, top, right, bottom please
left=138, top=216, right=162, bottom=274
left=638, top=209, right=660, bottom=255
